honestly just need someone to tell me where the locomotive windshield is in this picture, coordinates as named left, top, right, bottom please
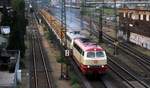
left=96, top=51, right=104, bottom=57
left=87, top=52, right=95, bottom=58
left=87, top=51, right=105, bottom=58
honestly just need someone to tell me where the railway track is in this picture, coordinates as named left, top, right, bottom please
left=108, top=53, right=150, bottom=88
left=30, top=13, right=54, bottom=88
left=103, top=33, right=150, bottom=72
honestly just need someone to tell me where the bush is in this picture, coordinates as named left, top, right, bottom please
left=70, top=72, right=78, bottom=85
left=72, top=83, right=80, bottom=88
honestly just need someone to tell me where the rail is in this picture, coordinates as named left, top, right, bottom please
left=30, top=12, right=54, bottom=88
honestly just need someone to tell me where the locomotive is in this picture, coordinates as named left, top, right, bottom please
left=66, top=31, right=108, bottom=74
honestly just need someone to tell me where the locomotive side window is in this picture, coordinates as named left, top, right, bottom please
left=74, top=43, right=84, bottom=56
left=66, top=35, right=71, bottom=42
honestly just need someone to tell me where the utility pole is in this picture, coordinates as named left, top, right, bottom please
left=60, top=0, right=69, bottom=80
left=113, top=0, right=118, bottom=55
left=98, top=0, right=104, bottom=43
left=81, top=0, right=86, bottom=30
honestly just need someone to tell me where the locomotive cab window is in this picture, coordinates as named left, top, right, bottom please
left=87, top=51, right=105, bottom=58
left=87, top=52, right=95, bottom=58
left=96, top=51, right=104, bottom=57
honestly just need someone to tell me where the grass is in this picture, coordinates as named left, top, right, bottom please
left=103, top=8, right=115, bottom=15
left=70, top=72, right=81, bottom=88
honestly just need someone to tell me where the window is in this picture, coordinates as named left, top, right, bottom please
left=87, top=52, right=95, bottom=58
left=128, top=13, right=130, bottom=18
left=140, top=14, right=144, bottom=20
left=66, top=35, right=71, bottom=42
left=131, top=14, right=139, bottom=20
left=96, top=51, right=104, bottom=57
left=87, top=51, right=105, bottom=58
left=146, top=14, right=149, bottom=21
left=73, top=43, right=84, bottom=56
left=123, top=12, right=126, bottom=18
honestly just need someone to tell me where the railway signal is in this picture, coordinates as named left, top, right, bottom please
left=65, top=50, right=70, bottom=56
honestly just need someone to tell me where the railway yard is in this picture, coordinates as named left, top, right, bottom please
left=21, top=0, right=150, bottom=88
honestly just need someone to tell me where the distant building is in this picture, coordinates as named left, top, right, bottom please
left=0, top=50, right=21, bottom=88
left=0, top=0, right=11, bottom=8
left=118, top=8, right=150, bottom=50
left=1, top=26, right=10, bottom=35
left=0, top=26, right=10, bottom=49
left=0, top=36, right=7, bottom=49
left=51, top=0, right=81, bottom=6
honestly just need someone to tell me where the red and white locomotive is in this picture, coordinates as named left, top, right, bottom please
left=66, top=31, right=108, bottom=74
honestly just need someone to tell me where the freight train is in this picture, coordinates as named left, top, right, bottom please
left=40, top=10, right=108, bottom=74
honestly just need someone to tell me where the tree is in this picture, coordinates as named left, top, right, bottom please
left=7, top=0, right=26, bottom=57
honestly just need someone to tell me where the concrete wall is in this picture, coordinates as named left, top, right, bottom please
left=130, top=32, right=150, bottom=50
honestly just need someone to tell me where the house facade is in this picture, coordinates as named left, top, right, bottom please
left=118, top=8, right=150, bottom=50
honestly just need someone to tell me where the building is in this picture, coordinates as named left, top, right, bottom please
left=0, top=50, right=21, bottom=88
left=0, top=0, right=11, bottom=8
left=118, top=8, right=150, bottom=50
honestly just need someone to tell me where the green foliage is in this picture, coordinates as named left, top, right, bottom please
left=70, top=72, right=81, bottom=88
left=7, top=0, right=26, bottom=57
left=57, top=55, right=65, bottom=63
left=11, top=0, right=25, bottom=13
left=72, top=83, right=80, bottom=88
left=0, top=7, right=12, bottom=26
left=70, top=72, right=78, bottom=85
left=95, top=8, right=114, bottom=15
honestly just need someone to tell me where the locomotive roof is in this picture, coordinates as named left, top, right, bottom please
left=74, top=38, right=103, bottom=51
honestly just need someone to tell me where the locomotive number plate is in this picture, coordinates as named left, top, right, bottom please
left=93, top=60, right=98, bottom=64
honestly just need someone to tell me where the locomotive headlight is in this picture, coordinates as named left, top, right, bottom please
left=101, top=65, right=104, bottom=68
left=87, top=65, right=90, bottom=68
